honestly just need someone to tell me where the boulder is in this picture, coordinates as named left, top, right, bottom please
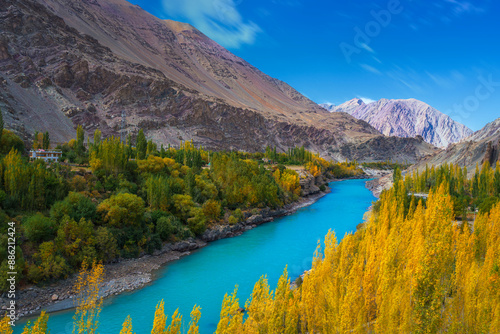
left=246, top=215, right=263, bottom=225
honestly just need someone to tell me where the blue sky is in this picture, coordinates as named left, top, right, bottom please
left=133, top=0, right=500, bottom=131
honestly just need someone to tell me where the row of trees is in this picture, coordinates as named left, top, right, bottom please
left=264, top=145, right=315, bottom=165
left=396, top=161, right=500, bottom=217
left=1, top=150, right=67, bottom=211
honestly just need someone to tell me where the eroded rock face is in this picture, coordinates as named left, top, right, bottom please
left=0, top=0, right=436, bottom=162
left=333, top=98, right=473, bottom=148
left=415, top=117, right=500, bottom=175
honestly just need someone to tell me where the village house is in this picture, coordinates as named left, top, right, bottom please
left=29, top=149, right=63, bottom=163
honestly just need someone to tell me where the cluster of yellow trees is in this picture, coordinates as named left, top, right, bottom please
left=213, top=182, right=500, bottom=333
left=305, top=157, right=363, bottom=179
left=6, top=164, right=500, bottom=333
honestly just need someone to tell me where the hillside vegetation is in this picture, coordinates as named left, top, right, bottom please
left=0, top=128, right=361, bottom=290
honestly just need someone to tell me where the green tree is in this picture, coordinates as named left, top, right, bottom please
left=28, top=241, right=70, bottom=281
left=136, top=129, right=147, bottom=160
left=0, top=130, right=24, bottom=154
left=95, top=227, right=118, bottom=263
left=202, top=199, right=221, bottom=223
left=97, top=193, right=145, bottom=227
left=42, top=131, right=50, bottom=150
left=0, top=108, right=3, bottom=144
left=23, top=213, right=57, bottom=244
left=55, top=216, right=96, bottom=267
left=76, top=125, right=85, bottom=156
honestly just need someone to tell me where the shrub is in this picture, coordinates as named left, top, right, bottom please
left=188, top=208, right=207, bottom=236
left=97, top=193, right=145, bottom=227
left=23, top=213, right=56, bottom=243
left=66, top=192, right=97, bottom=223
left=157, top=215, right=178, bottom=241
left=95, top=227, right=118, bottom=263
left=228, top=215, right=238, bottom=225
left=0, top=130, right=24, bottom=154
left=233, top=208, right=244, bottom=221
left=202, top=199, right=221, bottom=223
left=50, top=200, right=72, bottom=223
left=146, top=234, right=162, bottom=254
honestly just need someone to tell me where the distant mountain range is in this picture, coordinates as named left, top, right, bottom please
left=321, top=98, right=473, bottom=148
left=0, top=0, right=439, bottom=162
left=416, top=117, right=500, bottom=174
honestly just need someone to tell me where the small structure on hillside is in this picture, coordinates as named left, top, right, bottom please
left=408, top=192, right=429, bottom=199
left=29, top=149, right=62, bottom=163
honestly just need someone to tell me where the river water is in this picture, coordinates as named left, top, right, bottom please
left=14, top=179, right=375, bottom=333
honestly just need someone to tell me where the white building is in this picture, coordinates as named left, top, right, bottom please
left=29, top=149, right=62, bottom=163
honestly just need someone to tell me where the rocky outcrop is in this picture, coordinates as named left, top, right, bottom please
left=414, top=117, right=500, bottom=175
left=332, top=98, right=473, bottom=148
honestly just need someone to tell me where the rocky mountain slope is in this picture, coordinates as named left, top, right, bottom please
left=330, top=98, right=473, bottom=148
left=319, top=103, right=336, bottom=112
left=0, top=0, right=438, bottom=162
left=416, top=117, right=500, bottom=174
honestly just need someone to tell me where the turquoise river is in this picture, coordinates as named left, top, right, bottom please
left=14, top=179, right=375, bottom=334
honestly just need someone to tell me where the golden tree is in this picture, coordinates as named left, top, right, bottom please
left=73, top=260, right=104, bottom=334
left=151, top=300, right=167, bottom=334
left=21, top=311, right=49, bottom=334
left=187, top=305, right=201, bottom=334
left=119, top=315, right=135, bottom=334
left=0, top=316, right=13, bottom=334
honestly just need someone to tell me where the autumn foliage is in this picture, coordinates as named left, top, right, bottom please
left=7, top=162, right=500, bottom=333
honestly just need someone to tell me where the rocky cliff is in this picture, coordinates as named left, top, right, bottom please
left=415, top=117, right=500, bottom=174
left=0, top=0, right=436, bottom=162
left=331, top=98, right=473, bottom=148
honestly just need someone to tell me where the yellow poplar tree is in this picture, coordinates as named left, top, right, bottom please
left=187, top=305, right=201, bottom=334
left=215, top=287, right=243, bottom=334
left=21, top=311, right=49, bottom=334
left=151, top=300, right=167, bottom=334
left=119, top=315, right=135, bottom=334
left=73, top=260, right=104, bottom=334
left=0, top=316, right=13, bottom=334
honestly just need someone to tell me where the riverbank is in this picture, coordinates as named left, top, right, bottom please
left=12, top=183, right=333, bottom=320
left=363, top=167, right=393, bottom=198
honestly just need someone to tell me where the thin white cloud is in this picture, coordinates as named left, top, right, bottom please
left=163, top=0, right=261, bottom=48
left=357, top=96, right=376, bottom=104
left=360, top=63, right=381, bottom=75
left=425, top=71, right=453, bottom=89
left=444, top=0, right=485, bottom=15
left=360, top=43, right=375, bottom=54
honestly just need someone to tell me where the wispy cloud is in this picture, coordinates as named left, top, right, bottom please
left=163, top=0, right=261, bottom=48
left=386, top=66, right=425, bottom=94
left=360, top=43, right=375, bottom=54
left=360, top=63, right=381, bottom=75
left=444, top=0, right=485, bottom=15
left=425, top=71, right=455, bottom=89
